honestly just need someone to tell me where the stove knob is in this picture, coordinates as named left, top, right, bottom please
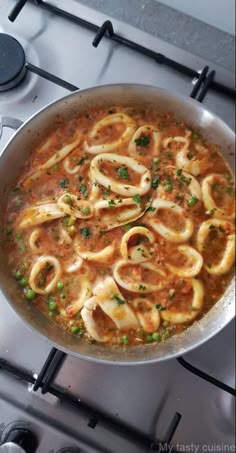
left=0, top=427, right=38, bottom=453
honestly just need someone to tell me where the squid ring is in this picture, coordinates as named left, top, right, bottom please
left=166, top=245, right=203, bottom=278
left=113, top=260, right=166, bottom=293
left=94, top=198, right=145, bottom=231
left=29, top=228, right=43, bottom=253
left=81, top=297, right=112, bottom=343
left=74, top=236, right=116, bottom=263
left=90, top=153, right=151, bottom=196
left=202, top=174, right=235, bottom=220
left=120, top=226, right=155, bottom=262
left=147, top=198, right=194, bottom=243
left=196, top=219, right=235, bottom=275
left=84, top=113, right=136, bottom=154
left=129, top=125, right=161, bottom=159
left=161, top=279, right=204, bottom=324
left=131, top=298, right=161, bottom=333
left=29, top=256, right=62, bottom=295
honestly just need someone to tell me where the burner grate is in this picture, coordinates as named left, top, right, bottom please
left=8, top=0, right=235, bottom=99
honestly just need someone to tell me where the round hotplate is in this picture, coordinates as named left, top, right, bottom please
left=0, top=33, right=26, bottom=92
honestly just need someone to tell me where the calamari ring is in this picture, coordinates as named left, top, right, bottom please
left=29, top=228, right=43, bottom=253
left=94, top=198, right=145, bottom=231
left=146, top=198, right=194, bottom=243
left=57, top=193, right=93, bottom=219
left=84, top=113, right=136, bottom=154
left=161, top=278, right=204, bottom=324
left=18, top=203, right=65, bottom=229
left=93, top=277, right=138, bottom=330
left=176, top=142, right=209, bottom=176
left=61, top=284, right=92, bottom=318
left=120, top=226, right=155, bottom=262
left=29, top=256, right=62, bottom=295
left=74, top=235, right=115, bottom=263
left=129, top=125, right=161, bottom=160
left=166, top=245, right=203, bottom=277
left=131, top=298, right=161, bottom=333
left=196, top=219, right=235, bottom=275
left=202, top=174, right=235, bottom=220
left=90, top=153, right=151, bottom=196
left=59, top=227, right=73, bottom=245
left=23, top=131, right=81, bottom=186
left=63, top=156, right=80, bottom=174
left=81, top=297, right=112, bottom=343
left=113, top=260, right=166, bottom=293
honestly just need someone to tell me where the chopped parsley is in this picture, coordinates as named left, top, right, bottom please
left=77, top=156, right=87, bottom=166
left=176, top=169, right=182, bottom=176
left=132, top=194, right=142, bottom=207
left=226, top=186, right=234, bottom=196
left=108, top=199, right=116, bottom=208
left=79, top=184, right=87, bottom=195
left=187, top=150, right=195, bottom=160
left=151, top=175, right=160, bottom=189
left=12, top=187, right=20, bottom=193
left=79, top=227, right=91, bottom=238
left=209, top=224, right=215, bottom=230
left=213, top=184, right=220, bottom=192
left=147, top=206, right=156, bottom=212
left=219, top=226, right=225, bottom=233
left=180, top=175, right=191, bottom=186
left=116, top=167, right=130, bottom=179
left=139, top=284, right=147, bottom=291
left=156, top=304, right=166, bottom=311
left=188, top=196, right=199, bottom=207
left=59, top=178, right=69, bottom=188
left=111, top=294, right=126, bottom=305
left=135, top=135, right=150, bottom=147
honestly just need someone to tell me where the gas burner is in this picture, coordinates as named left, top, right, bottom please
left=0, top=33, right=26, bottom=92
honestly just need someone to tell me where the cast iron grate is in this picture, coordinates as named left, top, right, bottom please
left=8, top=0, right=235, bottom=98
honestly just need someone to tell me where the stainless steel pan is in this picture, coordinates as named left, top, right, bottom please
left=0, top=84, right=235, bottom=365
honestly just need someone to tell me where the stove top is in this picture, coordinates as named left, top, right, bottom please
left=0, top=1, right=235, bottom=452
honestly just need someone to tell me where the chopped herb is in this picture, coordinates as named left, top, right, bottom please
left=79, top=227, right=91, bottom=238
left=176, top=169, right=182, bottom=176
left=156, top=304, right=166, bottom=311
left=6, top=225, right=13, bottom=235
left=219, top=226, right=225, bottom=233
left=12, top=187, right=20, bottom=193
left=116, top=167, right=130, bottom=179
left=111, top=294, right=126, bottom=305
left=226, top=187, right=234, bottom=196
left=123, top=224, right=132, bottom=231
left=15, top=233, right=22, bottom=241
left=180, top=175, right=191, bottom=186
left=167, top=152, right=173, bottom=158
left=163, top=180, right=172, bottom=192
left=104, top=185, right=111, bottom=196
left=213, top=184, right=220, bottom=192
left=59, top=178, right=69, bottom=188
left=209, top=208, right=217, bottom=215
left=192, top=132, right=199, bottom=141
left=138, top=284, right=146, bottom=291
left=207, top=263, right=212, bottom=268
left=147, top=206, right=156, bottom=212
left=108, top=199, right=116, bottom=208
left=135, top=135, right=150, bottom=147
left=188, top=196, right=199, bottom=207
left=79, top=184, right=87, bottom=194
left=209, top=224, right=215, bottom=229
left=77, top=156, right=87, bottom=166
left=148, top=164, right=153, bottom=170
left=132, top=194, right=142, bottom=206
left=151, top=175, right=160, bottom=189
left=53, top=164, right=59, bottom=171
left=187, top=150, right=195, bottom=160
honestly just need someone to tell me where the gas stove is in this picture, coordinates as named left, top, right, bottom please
left=0, top=1, right=235, bottom=452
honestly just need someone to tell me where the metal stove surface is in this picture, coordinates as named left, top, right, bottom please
left=0, top=1, right=235, bottom=452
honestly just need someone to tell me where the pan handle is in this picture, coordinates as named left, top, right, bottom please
left=0, top=116, right=23, bottom=140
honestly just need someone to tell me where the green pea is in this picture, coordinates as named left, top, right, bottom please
left=164, top=183, right=172, bottom=192
left=152, top=332, right=161, bottom=342
left=25, top=289, right=36, bottom=300
left=6, top=225, right=13, bottom=235
left=15, top=232, right=22, bottom=241
left=82, top=206, right=90, bottom=215
left=64, top=195, right=72, bottom=205
left=162, top=321, right=169, bottom=328
left=153, top=157, right=160, bottom=163
left=146, top=335, right=153, bottom=343
left=48, top=301, right=57, bottom=311
left=53, top=164, right=59, bottom=171
left=48, top=311, right=54, bottom=317
left=15, top=270, right=22, bottom=280
left=56, top=282, right=64, bottom=290
left=19, top=277, right=28, bottom=287
left=71, top=326, right=79, bottom=334
left=192, top=132, right=199, bottom=141
left=121, top=335, right=129, bottom=345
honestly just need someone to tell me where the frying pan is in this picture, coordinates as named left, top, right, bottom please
left=0, top=84, right=235, bottom=364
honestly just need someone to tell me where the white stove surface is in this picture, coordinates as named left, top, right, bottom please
left=0, top=1, right=235, bottom=452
